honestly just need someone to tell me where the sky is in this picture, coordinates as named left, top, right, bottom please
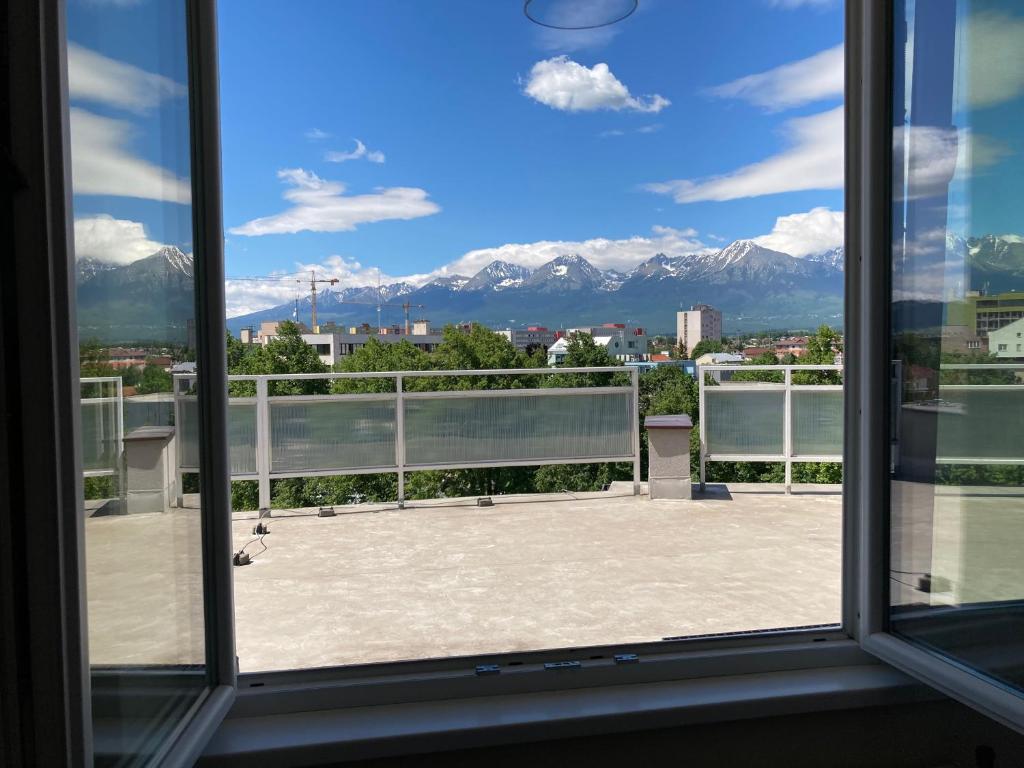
left=213, top=0, right=849, bottom=314
left=60, top=0, right=1024, bottom=318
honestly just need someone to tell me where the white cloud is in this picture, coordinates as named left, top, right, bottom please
left=67, top=43, right=186, bottom=114
left=224, top=254, right=433, bottom=317
left=305, top=128, right=331, bottom=140
left=73, top=215, right=168, bottom=265
left=69, top=108, right=192, bottom=203
left=961, top=11, right=1024, bottom=109
left=752, top=207, right=844, bottom=257
left=708, top=44, right=843, bottom=111
left=228, top=168, right=440, bottom=236
left=325, top=138, right=386, bottom=164
left=523, top=56, right=669, bottom=113
left=432, top=224, right=710, bottom=278
left=644, top=106, right=843, bottom=203
left=895, top=126, right=1009, bottom=201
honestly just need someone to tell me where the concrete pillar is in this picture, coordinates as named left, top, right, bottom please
left=123, top=426, right=176, bottom=514
left=645, top=415, right=693, bottom=500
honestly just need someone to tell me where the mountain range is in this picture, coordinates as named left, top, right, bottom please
left=227, top=241, right=847, bottom=335
left=73, top=236, right=1024, bottom=343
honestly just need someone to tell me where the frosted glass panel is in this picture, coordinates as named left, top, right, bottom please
left=935, top=386, right=1024, bottom=461
left=124, top=395, right=175, bottom=432
left=179, top=399, right=257, bottom=475
left=81, top=399, right=121, bottom=472
left=705, top=389, right=784, bottom=455
left=270, top=399, right=396, bottom=472
left=792, top=390, right=843, bottom=457
left=404, top=391, right=633, bottom=466
left=179, top=398, right=199, bottom=470
left=228, top=403, right=258, bottom=475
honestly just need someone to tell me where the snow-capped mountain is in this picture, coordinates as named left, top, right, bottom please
left=462, top=260, right=532, bottom=291
left=806, top=246, right=845, bottom=269
left=76, top=246, right=195, bottom=342
left=228, top=239, right=849, bottom=334
left=524, top=254, right=606, bottom=291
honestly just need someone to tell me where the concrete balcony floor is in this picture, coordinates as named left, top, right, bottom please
left=84, top=484, right=843, bottom=673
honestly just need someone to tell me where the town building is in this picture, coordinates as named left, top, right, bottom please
left=947, top=290, right=1024, bottom=340
left=496, top=326, right=557, bottom=353
left=546, top=324, right=648, bottom=365
left=988, top=317, right=1024, bottom=358
left=676, top=304, right=722, bottom=355
left=252, top=320, right=445, bottom=367
left=773, top=336, right=809, bottom=359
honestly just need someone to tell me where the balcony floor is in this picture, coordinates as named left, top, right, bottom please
left=229, top=483, right=842, bottom=672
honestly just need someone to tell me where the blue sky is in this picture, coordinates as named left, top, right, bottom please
left=62, top=0, right=1024, bottom=316
left=213, top=0, right=846, bottom=313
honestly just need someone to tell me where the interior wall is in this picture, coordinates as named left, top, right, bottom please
left=331, top=699, right=1024, bottom=768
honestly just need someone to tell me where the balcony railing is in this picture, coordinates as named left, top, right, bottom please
left=698, top=365, right=844, bottom=493
left=81, top=377, right=124, bottom=485
left=173, top=367, right=641, bottom=508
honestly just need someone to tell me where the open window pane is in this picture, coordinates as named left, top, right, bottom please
left=889, top=0, right=1024, bottom=697
left=65, top=0, right=213, bottom=760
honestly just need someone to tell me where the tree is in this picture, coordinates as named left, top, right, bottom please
left=673, top=340, right=688, bottom=360
left=332, top=338, right=431, bottom=394
left=545, top=332, right=626, bottom=388
left=793, top=325, right=842, bottom=384
left=136, top=362, right=172, bottom=394
left=231, top=320, right=328, bottom=395
left=690, top=338, right=724, bottom=360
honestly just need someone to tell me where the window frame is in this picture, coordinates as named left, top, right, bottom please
left=221, top=0, right=873, bottom=720
left=852, top=0, right=1024, bottom=736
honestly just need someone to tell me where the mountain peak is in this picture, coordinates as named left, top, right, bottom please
left=463, top=260, right=531, bottom=291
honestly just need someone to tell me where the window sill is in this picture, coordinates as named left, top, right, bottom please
left=200, top=658, right=931, bottom=766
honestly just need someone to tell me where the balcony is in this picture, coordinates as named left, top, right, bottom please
left=81, top=366, right=850, bottom=672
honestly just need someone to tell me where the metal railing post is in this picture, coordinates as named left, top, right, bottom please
left=256, top=376, right=271, bottom=511
left=784, top=366, right=793, bottom=494
left=116, top=377, right=126, bottom=511
left=173, top=376, right=184, bottom=507
left=698, top=365, right=706, bottom=492
left=631, top=367, right=641, bottom=495
left=396, top=373, right=405, bottom=508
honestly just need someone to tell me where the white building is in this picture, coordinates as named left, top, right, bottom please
left=676, top=304, right=722, bottom=356
left=252, top=320, right=444, bottom=367
left=546, top=324, right=648, bottom=365
left=496, top=326, right=557, bottom=353
left=989, top=317, right=1024, bottom=358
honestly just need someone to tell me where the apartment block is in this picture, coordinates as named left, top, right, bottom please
left=676, top=304, right=722, bottom=354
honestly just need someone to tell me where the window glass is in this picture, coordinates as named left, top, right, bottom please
left=890, top=0, right=1024, bottom=695
left=65, top=0, right=209, bottom=760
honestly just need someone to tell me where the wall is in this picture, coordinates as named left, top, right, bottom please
left=331, top=699, right=1024, bottom=768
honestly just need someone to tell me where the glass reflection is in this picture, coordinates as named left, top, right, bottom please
left=890, top=0, right=1024, bottom=694
left=65, top=0, right=208, bottom=762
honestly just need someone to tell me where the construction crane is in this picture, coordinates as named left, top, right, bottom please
left=230, top=272, right=426, bottom=334
left=298, top=270, right=339, bottom=331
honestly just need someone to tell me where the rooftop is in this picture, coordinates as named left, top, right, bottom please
left=85, top=484, right=842, bottom=673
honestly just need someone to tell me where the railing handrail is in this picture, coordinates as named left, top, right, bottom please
left=174, top=365, right=629, bottom=382
left=698, top=364, right=842, bottom=372
left=939, top=363, right=1024, bottom=370
left=81, top=376, right=123, bottom=384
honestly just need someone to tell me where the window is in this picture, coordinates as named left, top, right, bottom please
left=217, top=0, right=846, bottom=675
left=12, top=1, right=1024, bottom=764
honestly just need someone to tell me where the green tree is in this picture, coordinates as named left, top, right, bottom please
left=136, top=362, right=172, bottom=394
left=331, top=338, right=432, bottom=394
left=690, top=338, right=724, bottom=360
left=231, top=320, right=328, bottom=395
